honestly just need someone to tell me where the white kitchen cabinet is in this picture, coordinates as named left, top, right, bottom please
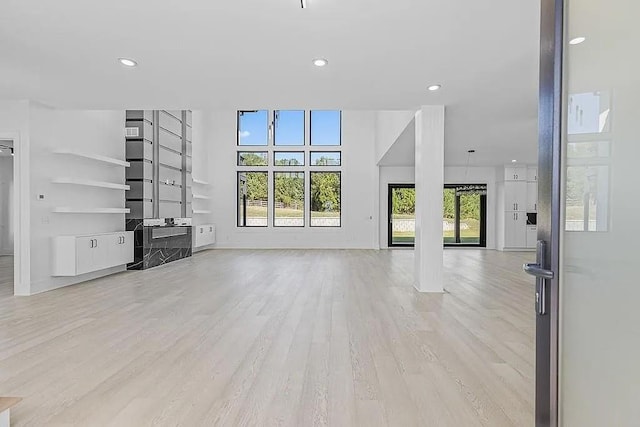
left=52, top=232, right=133, bottom=276
left=527, top=182, right=538, bottom=212
left=526, top=225, right=538, bottom=249
left=505, top=166, right=527, bottom=181
left=500, top=164, right=538, bottom=251
left=504, top=181, right=527, bottom=212
left=194, top=224, right=216, bottom=247
left=505, top=211, right=527, bottom=248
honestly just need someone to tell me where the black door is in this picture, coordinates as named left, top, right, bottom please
left=388, top=184, right=415, bottom=247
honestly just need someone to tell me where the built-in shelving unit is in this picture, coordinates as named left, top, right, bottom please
left=53, top=149, right=130, bottom=167
left=192, top=210, right=212, bottom=214
left=193, top=178, right=209, bottom=185
left=192, top=194, right=209, bottom=200
left=53, top=207, right=130, bottom=214
left=52, top=178, right=130, bottom=191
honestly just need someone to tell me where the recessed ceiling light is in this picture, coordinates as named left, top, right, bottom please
left=118, top=58, right=138, bottom=67
left=427, top=84, right=442, bottom=91
left=569, top=37, right=586, bottom=45
left=313, top=58, right=328, bottom=67
left=512, top=159, right=518, bottom=163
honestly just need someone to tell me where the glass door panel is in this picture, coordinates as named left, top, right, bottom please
left=560, top=0, right=640, bottom=425
left=443, top=185, right=486, bottom=247
left=459, top=193, right=481, bottom=244
left=388, top=184, right=415, bottom=247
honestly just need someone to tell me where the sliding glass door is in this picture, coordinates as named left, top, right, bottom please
left=443, top=184, right=487, bottom=247
left=388, top=184, right=415, bottom=247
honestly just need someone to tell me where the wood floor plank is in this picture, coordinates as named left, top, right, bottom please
left=0, top=249, right=535, bottom=426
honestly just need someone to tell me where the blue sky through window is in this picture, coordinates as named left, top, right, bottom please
left=275, top=110, right=304, bottom=145
left=311, top=111, right=341, bottom=146
left=238, top=110, right=341, bottom=146
left=238, top=110, right=268, bottom=145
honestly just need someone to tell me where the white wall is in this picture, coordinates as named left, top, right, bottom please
left=444, top=166, right=498, bottom=249
left=0, top=155, right=13, bottom=255
left=379, top=166, right=415, bottom=248
left=203, top=110, right=378, bottom=249
left=190, top=110, right=215, bottom=252
left=29, top=103, right=127, bottom=294
left=375, top=110, right=415, bottom=162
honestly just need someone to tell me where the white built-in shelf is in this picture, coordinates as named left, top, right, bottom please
left=52, top=178, right=130, bottom=191
left=193, top=179, right=209, bottom=185
left=54, top=149, right=130, bottom=168
left=53, top=207, right=130, bottom=214
left=193, top=210, right=212, bottom=214
left=192, top=194, right=209, bottom=200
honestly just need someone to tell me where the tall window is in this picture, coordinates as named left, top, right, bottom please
left=274, top=172, right=305, bottom=226
left=237, top=110, right=342, bottom=228
left=310, top=172, right=341, bottom=227
left=237, top=172, right=268, bottom=227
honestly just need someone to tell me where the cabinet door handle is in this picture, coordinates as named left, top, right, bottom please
left=90, top=239, right=94, bottom=248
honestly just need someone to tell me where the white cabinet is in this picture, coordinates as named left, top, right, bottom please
left=527, top=182, right=538, bottom=212
left=501, top=164, right=538, bottom=251
left=505, top=211, right=527, bottom=248
left=504, top=181, right=527, bottom=212
left=52, top=232, right=134, bottom=276
left=526, top=225, right=538, bottom=249
left=194, top=224, right=216, bottom=247
left=505, top=166, right=527, bottom=181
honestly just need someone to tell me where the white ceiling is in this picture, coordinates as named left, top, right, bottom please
left=0, top=0, right=540, bottom=166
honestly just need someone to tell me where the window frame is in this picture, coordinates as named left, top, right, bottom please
left=237, top=171, right=269, bottom=228
left=274, top=110, right=306, bottom=146
left=236, top=110, right=343, bottom=229
left=237, top=151, right=269, bottom=166
left=310, top=151, right=342, bottom=166
left=310, top=110, right=342, bottom=146
left=237, top=110, right=269, bottom=147
left=309, top=171, right=342, bottom=228
left=443, top=183, right=487, bottom=247
left=273, top=151, right=306, bottom=167
left=273, top=171, right=306, bottom=228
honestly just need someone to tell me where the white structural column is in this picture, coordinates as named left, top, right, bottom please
left=414, top=106, right=444, bottom=292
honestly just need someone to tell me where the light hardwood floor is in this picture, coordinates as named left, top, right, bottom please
left=0, top=250, right=535, bottom=426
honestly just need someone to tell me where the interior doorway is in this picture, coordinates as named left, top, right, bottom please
left=388, top=184, right=415, bottom=247
left=0, top=140, right=14, bottom=295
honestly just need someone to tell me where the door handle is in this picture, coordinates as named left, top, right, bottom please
left=523, top=240, right=554, bottom=315
left=523, top=263, right=554, bottom=279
